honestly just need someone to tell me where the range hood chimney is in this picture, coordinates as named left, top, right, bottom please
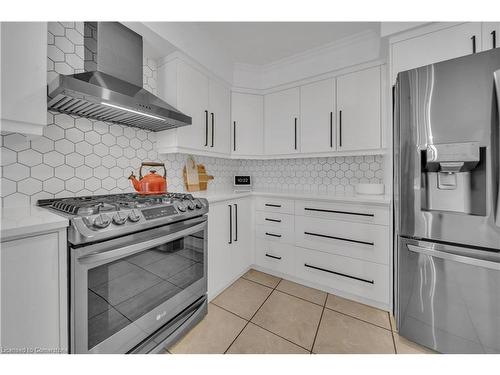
left=47, top=22, right=191, bottom=131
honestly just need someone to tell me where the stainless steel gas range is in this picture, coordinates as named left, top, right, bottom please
left=38, top=193, right=209, bottom=354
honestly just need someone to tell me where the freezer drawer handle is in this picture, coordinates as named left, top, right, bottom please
left=265, top=253, right=282, bottom=260
left=304, top=231, right=374, bottom=246
left=304, top=263, right=374, bottom=284
left=265, top=203, right=282, bottom=208
left=265, top=218, right=282, bottom=223
left=406, top=244, right=500, bottom=271
left=304, top=207, right=374, bottom=217
left=265, top=232, right=282, bottom=238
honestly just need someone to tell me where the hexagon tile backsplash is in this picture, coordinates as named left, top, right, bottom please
left=0, top=22, right=384, bottom=207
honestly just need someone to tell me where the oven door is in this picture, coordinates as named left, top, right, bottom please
left=71, top=216, right=207, bottom=354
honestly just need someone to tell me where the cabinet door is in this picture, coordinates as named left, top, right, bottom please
left=391, top=23, right=482, bottom=81
left=207, top=202, right=232, bottom=300
left=209, top=79, right=231, bottom=155
left=336, top=67, right=381, bottom=151
left=482, top=22, right=500, bottom=51
left=264, top=87, right=300, bottom=155
left=175, top=62, right=210, bottom=150
left=231, top=93, right=264, bottom=156
left=1, top=232, right=67, bottom=351
left=230, top=198, right=254, bottom=279
left=1, top=22, right=47, bottom=135
left=300, top=79, right=335, bottom=153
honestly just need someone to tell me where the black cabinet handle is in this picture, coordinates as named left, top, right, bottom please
left=204, top=110, right=209, bottom=146
left=471, top=35, right=477, bottom=53
left=304, top=207, right=374, bottom=217
left=211, top=112, right=214, bottom=147
left=265, top=232, right=282, bottom=238
left=304, top=263, right=374, bottom=284
left=265, top=218, right=281, bottom=223
left=339, top=110, right=342, bottom=147
left=329, top=111, right=333, bottom=148
left=294, top=117, right=298, bottom=150
left=233, top=121, right=236, bottom=151
left=234, top=203, right=238, bottom=242
left=228, top=205, right=232, bottom=244
left=265, top=203, right=281, bottom=208
left=304, top=231, right=374, bottom=246
left=492, top=30, right=497, bottom=49
left=265, top=253, right=282, bottom=260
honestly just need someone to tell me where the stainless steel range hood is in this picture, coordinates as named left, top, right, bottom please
left=47, top=22, right=191, bottom=131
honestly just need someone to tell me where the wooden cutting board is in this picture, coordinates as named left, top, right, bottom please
left=183, top=155, right=214, bottom=192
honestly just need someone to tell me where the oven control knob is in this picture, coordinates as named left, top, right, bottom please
left=93, top=214, right=111, bottom=229
left=176, top=201, right=187, bottom=212
left=193, top=199, right=203, bottom=209
left=113, top=212, right=128, bottom=225
left=186, top=200, right=196, bottom=210
left=128, top=210, right=141, bottom=222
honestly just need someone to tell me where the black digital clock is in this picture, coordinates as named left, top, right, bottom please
left=234, top=175, right=251, bottom=187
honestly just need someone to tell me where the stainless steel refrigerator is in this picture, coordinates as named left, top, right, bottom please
left=394, top=48, right=500, bottom=354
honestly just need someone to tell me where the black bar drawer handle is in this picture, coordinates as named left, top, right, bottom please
left=304, top=207, right=374, bottom=217
left=265, top=218, right=282, bottom=223
left=492, top=30, right=497, bottom=49
left=329, top=111, right=333, bottom=148
left=294, top=117, right=297, bottom=150
left=265, top=253, right=282, bottom=260
left=471, top=35, right=477, bottom=53
left=304, top=231, right=374, bottom=246
left=228, top=205, right=232, bottom=244
left=233, top=121, right=236, bottom=151
left=265, top=232, right=282, bottom=238
left=211, top=112, right=215, bottom=147
left=204, top=110, right=209, bottom=146
left=339, top=110, right=342, bottom=147
left=304, top=263, right=374, bottom=284
left=234, top=203, right=238, bottom=242
left=265, top=203, right=282, bottom=208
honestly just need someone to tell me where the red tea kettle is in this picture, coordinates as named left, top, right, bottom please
left=128, top=162, right=167, bottom=195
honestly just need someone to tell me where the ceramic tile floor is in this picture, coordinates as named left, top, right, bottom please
left=167, top=269, right=435, bottom=354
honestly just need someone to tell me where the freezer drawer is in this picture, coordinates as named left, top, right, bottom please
left=397, top=237, right=500, bottom=354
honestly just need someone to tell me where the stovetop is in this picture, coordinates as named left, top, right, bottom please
left=37, top=192, right=209, bottom=246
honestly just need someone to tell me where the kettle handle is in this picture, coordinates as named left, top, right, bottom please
left=139, top=162, right=166, bottom=179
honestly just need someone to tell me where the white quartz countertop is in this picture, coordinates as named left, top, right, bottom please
left=1, top=205, right=69, bottom=241
left=193, top=190, right=390, bottom=206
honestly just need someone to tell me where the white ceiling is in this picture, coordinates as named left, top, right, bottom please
left=195, top=22, right=380, bottom=66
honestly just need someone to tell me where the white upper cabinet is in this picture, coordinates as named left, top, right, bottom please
left=1, top=22, right=48, bottom=136
left=391, top=23, right=482, bottom=82
left=156, top=57, right=230, bottom=157
left=208, top=79, right=231, bottom=154
left=336, top=66, right=381, bottom=151
left=264, top=87, right=300, bottom=155
left=231, top=92, right=264, bottom=156
left=300, top=78, right=335, bottom=153
left=482, top=22, right=500, bottom=51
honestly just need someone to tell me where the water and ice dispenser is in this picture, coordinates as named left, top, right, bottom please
left=421, top=142, right=486, bottom=215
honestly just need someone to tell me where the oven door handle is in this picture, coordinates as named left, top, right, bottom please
left=78, top=221, right=207, bottom=265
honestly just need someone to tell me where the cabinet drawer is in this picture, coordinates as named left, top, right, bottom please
left=255, top=211, right=294, bottom=230
left=295, top=216, right=389, bottom=264
left=295, top=200, right=389, bottom=225
left=295, top=247, right=389, bottom=305
left=256, top=224, right=294, bottom=245
left=255, top=239, right=295, bottom=275
left=256, top=197, right=294, bottom=214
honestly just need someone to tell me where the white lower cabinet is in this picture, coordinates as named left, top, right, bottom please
left=255, top=239, right=295, bottom=276
left=208, top=196, right=253, bottom=300
left=1, top=229, right=68, bottom=353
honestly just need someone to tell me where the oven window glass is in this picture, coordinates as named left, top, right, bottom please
left=86, top=231, right=205, bottom=350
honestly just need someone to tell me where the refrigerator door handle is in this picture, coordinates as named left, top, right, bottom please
left=494, top=70, right=500, bottom=227
left=407, top=244, right=500, bottom=271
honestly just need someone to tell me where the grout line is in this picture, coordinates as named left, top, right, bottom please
left=310, top=293, right=329, bottom=354
left=249, top=321, right=312, bottom=353
left=223, top=276, right=280, bottom=354
left=323, top=305, right=393, bottom=332
left=210, top=301, right=251, bottom=322
left=388, top=312, right=398, bottom=354
left=241, top=275, right=281, bottom=290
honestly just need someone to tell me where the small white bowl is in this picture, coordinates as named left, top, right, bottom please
left=355, top=183, right=385, bottom=195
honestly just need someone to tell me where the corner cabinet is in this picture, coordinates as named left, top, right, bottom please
left=336, top=66, right=381, bottom=151
left=264, top=87, right=300, bottom=155
left=231, top=92, right=264, bottom=156
left=156, top=57, right=231, bottom=157
left=1, top=22, right=48, bottom=136
left=1, top=229, right=68, bottom=353
left=207, top=196, right=254, bottom=300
